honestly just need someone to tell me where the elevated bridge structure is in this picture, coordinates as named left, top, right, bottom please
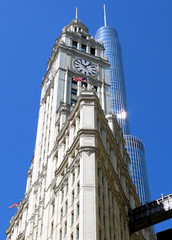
left=129, top=193, right=172, bottom=233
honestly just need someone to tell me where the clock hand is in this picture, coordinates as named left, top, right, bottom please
left=79, top=62, right=87, bottom=68
left=80, top=60, right=90, bottom=67
left=85, top=64, right=92, bottom=69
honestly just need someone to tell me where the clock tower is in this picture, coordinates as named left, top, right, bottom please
left=6, top=11, right=155, bottom=240
left=41, top=14, right=111, bottom=113
left=6, top=13, right=112, bottom=240
left=39, top=15, right=111, bottom=160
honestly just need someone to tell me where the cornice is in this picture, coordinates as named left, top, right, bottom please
left=63, top=19, right=89, bottom=33
left=61, top=30, right=103, bottom=48
left=61, top=44, right=109, bottom=66
left=45, top=39, right=109, bottom=78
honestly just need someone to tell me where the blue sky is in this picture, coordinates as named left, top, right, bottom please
left=1, top=0, right=172, bottom=238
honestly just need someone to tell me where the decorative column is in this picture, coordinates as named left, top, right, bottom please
left=77, top=80, right=82, bottom=96
left=101, top=82, right=105, bottom=112
left=78, top=40, right=81, bottom=50
left=64, top=69, right=68, bottom=104
left=95, top=47, right=99, bottom=57
left=86, top=44, right=90, bottom=54
left=79, top=93, right=97, bottom=240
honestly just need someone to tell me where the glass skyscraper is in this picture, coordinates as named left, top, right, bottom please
left=124, top=135, right=151, bottom=203
left=95, top=23, right=151, bottom=204
left=96, top=26, right=130, bottom=135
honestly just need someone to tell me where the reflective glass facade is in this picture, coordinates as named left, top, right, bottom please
left=95, top=26, right=151, bottom=204
left=95, top=26, right=130, bottom=135
left=124, top=135, right=151, bottom=203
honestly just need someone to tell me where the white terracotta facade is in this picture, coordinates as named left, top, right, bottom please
left=6, top=18, right=155, bottom=240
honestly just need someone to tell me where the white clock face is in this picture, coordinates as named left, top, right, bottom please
left=74, top=59, right=97, bottom=76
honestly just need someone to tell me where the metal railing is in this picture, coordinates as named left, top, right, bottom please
left=129, top=193, right=172, bottom=232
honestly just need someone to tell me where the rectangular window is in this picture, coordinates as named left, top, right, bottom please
left=61, top=190, right=64, bottom=202
left=65, top=221, right=67, bottom=235
left=98, top=187, right=100, bottom=197
left=72, top=190, right=74, bottom=203
left=60, top=229, right=62, bottom=240
left=60, top=208, right=63, bottom=221
left=99, top=229, right=101, bottom=240
left=72, top=41, right=77, bottom=48
left=65, top=200, right=68, bottom=214
left=76, top=226, right=79, bottom=239
left=71, top=99, right=77, bottom=105
left=52, top=201, right=55, bottom=216
left=77, top=203, right=79, bottom=217
left=54, top=153, right=58, bottom=165
left=81, top=44, right=86, bottom=52
left=78, top=164, right=80, bottom=175
left=71, top=88, right=77, bottom=95
left=71, top=211, right=74, bottom=225
left=51, top=221, right=54, bottom=235
left=77, top=182, right=80, bottom=195
left=40, top=223, right=43, bottom=235
left=71, top=233, right=74, bottom=240
left=103, top=216, right=106, bottom=227
left=72, top=172, right=75, bottom=184
left=66, top=183, right=68, bottom=195
left=109, top=227, right=112, bottom=239
left=97, top=167, right=100, bottom=176
left=91, top=47, right=95, bottom=55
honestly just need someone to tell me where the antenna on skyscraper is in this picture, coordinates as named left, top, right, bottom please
left=75, top=7, right=78, bottom=20
left=104, top=4, right=107, bottom=26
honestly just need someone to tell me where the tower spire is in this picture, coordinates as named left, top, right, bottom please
left=75, top=7, right=78, bottom=20
left=104, top=4, right=107, bottom=26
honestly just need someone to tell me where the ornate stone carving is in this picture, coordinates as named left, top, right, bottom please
left=85, top=150, right=95, bottom=156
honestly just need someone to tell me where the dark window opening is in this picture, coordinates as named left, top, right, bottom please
left=71, top=99, right=77, bottom=105
left=72, top=41, right=77, bottom=49
left=81, top=44, right=86, bottom=52
left=82, top=35, right=86, bottom=39
left=71, top=89, right=77, bottom=95
left=72, top=79, right=77, bottom=85
left=71, top=211, right=74, bottom=224
left=60, top=230, right=62, bottom=240
left=76, top=226, right=79, bottom=239
left=77, top=203, right=79, bottom=216
left=65, top=222, right=67, bottom=235
left=91, top=47, right=95, bottom=55
left=72, top=190, right=74, bottom=203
